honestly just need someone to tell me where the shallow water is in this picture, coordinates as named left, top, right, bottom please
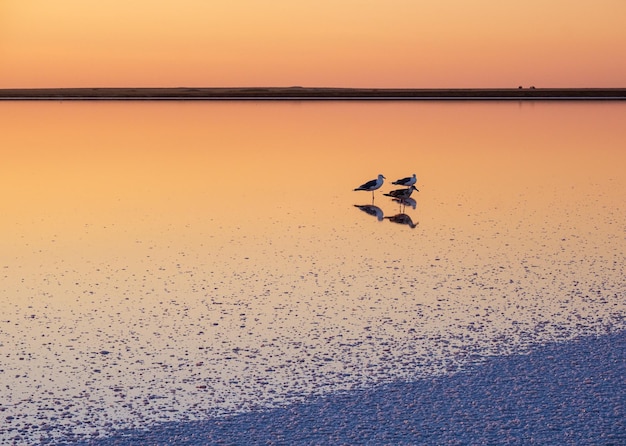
left=79, top=331, right=626, bottom=446
left=1, top=101, right=625, bottom=443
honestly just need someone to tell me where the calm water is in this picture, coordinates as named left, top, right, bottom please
left=1, top=101, right=625, bottom=443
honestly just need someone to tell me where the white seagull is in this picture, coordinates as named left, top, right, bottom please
left=392, top=173, right=417, bottom=187
left=354, top=174, right=386, bottom=201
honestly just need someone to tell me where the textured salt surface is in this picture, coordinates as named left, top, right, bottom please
left=66, top=331, right=626, bottom=445
left=2, top=101, right=625, bottom=445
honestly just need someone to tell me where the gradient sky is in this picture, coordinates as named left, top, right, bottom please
left=2, top=1, right=625, bottom=88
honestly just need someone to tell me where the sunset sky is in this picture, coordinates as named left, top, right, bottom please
left=2, top=1, right=625, bottom=88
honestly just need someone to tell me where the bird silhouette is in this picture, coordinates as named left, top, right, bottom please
left=354, top=174, right=386, bottom=202
left=392, top=173, right=417, bottom=187
left=384, top=185, right=419, bottom=199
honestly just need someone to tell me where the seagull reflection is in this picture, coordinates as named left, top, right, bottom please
left=385, top=213, right=418, bottom=228
left=392, top=196, right=417, bottom=212
left=354, top=204, right=384, bottom=221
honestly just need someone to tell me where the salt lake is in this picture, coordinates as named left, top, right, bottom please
left=1, top=100, right=624, bottom=444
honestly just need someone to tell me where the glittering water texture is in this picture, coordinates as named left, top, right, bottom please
left=1, top=101, right=625, bottom=444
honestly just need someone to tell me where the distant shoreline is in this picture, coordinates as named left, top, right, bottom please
left=1, top=87, right=626, bottom=100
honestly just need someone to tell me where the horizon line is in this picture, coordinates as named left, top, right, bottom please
left=2, top=86, right=626, bottom=100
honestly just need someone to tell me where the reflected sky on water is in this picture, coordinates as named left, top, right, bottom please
left=1, top=101, right=625, bottom=443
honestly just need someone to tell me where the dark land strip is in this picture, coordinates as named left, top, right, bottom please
left=2, top=87, right=626, bottom=100
left=54, top=331, right=625, bottom=445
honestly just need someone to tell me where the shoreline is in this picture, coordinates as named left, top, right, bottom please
left=1, top=87, right=626, bottom=100
left=65, top=330, right=625, bottom=446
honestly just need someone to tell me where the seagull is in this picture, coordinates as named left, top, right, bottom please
left=385, top=213, right=418, bottom=229
left=383, top=185, right=419, bottom=199
left=354, top=174, right=385, bottom=201
left=392, top=173, right=417, bottom=187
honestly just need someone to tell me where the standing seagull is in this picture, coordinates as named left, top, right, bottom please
left=354, top=174, right=385, bottom=202
left=392, top=173, right=417, bottom=187
left=383, top=185, right=419, bottom=199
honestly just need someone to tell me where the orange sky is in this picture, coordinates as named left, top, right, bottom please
left=2, top=1, right=625, bottom=88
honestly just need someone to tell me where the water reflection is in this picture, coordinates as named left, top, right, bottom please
left=393, top=196, right=417, bottom=211
left=1, top=101, right=625, bottom=444
left=385, top=213, right=418, bottom=228
left=354, top=204, right=384, bottom=221
left=354, top=179, right=419, bottom=227
left=353, top=197, right=418, bottom=228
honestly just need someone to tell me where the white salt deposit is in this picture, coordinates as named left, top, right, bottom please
left=1, top=101, right=625, bottom=444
